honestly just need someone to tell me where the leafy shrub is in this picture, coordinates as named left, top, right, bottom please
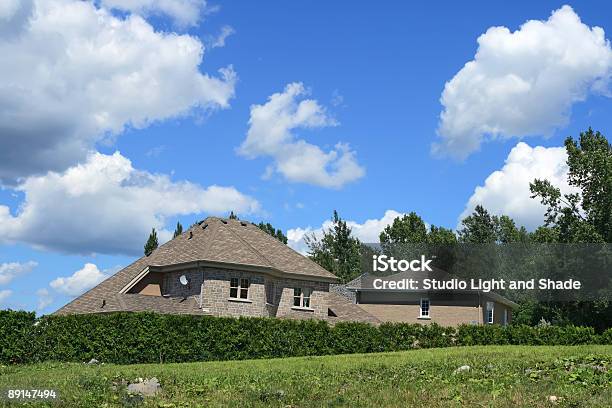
left=0, top=310, right=609, bottom=365
left=0, top=310, right=36, bottom=364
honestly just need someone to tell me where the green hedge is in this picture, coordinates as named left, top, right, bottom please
left=0, top=310, right=610, bottom=365
left=0, top=310, right=36, bottom=364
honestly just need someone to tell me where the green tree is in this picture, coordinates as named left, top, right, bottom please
left=379, top=212, right=427, bottom=244
left=528, top=226, right=559, bottom=243
left=427, top=225, right=457, bottom=245
left=496, top=215, right=529, bottom=243
left=530, top=128, right=611, bottom=243
left=228, top=211, right=239, bottom=220
left=379, top=213, right=457, bottom=270
left=458, top=205, right=498, bottom=243
left=379, top=212, right=458, bottom=245
left=458, top=206, right=528, bottom=244
left=144, top=228, right=159, bottom=256
left=173, top=221, right=183, bottom=238
left=257, top=222, right=288, bottom=244
left=305, top=210, right=362, bottom=283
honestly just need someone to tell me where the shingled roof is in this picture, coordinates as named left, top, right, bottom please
left=55, top=217, right=337, bottom=315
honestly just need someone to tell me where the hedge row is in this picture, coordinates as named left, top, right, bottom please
left=1, top=310, right=610, bottom=365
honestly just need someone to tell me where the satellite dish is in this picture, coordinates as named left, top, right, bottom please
left=179, top=275, right=189, bottom=286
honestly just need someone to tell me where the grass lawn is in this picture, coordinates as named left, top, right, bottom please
left=0, top=345, right=610, bottom=407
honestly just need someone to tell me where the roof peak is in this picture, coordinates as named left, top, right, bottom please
left=199, top=216, right=253, bottom=225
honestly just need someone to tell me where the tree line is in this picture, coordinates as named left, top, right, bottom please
left=303, top=128, right=611, bottom=328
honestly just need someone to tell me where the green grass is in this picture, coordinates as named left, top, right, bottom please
left=0, top=346, right=610, bottom=407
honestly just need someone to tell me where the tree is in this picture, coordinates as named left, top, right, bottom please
left=496, top=215, right=529, bottom=243
left=427, top=225, right=458, bottom=245
left=379, top=213, right=457, bottom=270
left=458, top=206, right=528, bottom=244
left=228, top=211, right=239, bottom=220
left=379, top=212, right=427, bottom=244
left=173, top=221, right=183, bottom=238
left=526, top=129, right=612, bottom=329
left=458, top=205, right=498, bottom=243
left=530, top=128, right=611, bottom=243
left=305, top=210, right=362, bottom=283
left=529, top=226, right=559, bottom=243
left=257, top=222, right=288, bottom=244
left=144, top=228, right=158, bottom=256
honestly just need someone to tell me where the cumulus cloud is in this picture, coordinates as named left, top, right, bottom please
left=0, top=151, right=260, bottom=255
left=0, top=289, right=12, bottom=304
left=36, top=288, right=53, bottom=311
left=460, top=142, right=580, bottom=230
left=287, top=210, right=404, bottom=254
left=434, top=5, right=612, bottom=159
left=0, top=261, right=38, bottom=285
left=100, top=0, right=209, bottom=27
left=0, top=0, right=236, bottom=183
left=238, top=83, right=365, bottom=189
left=50, top=263, right=109, bottom=297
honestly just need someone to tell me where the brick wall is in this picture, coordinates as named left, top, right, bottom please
left=161, top=266, right=331, bottom=320
left=200, top=268, right=267, bottom=318
left=357, top=304, right=482, bottom=326
left=275, top=279, right=330, bottom=320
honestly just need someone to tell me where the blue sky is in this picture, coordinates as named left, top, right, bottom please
left=1, top=0, right=611, bottom=313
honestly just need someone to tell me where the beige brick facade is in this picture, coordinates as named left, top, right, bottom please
left=156, top=266, right=331, bottom=320
left=356, top=291, right=512, bottom=327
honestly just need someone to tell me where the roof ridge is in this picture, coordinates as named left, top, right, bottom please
left=201, top=218, right=221, bottom=260
left=219, top=220, right=276, bottom=268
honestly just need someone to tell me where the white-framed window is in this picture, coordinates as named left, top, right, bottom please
left=293, top=287, right=312, bottom=308
left=230, top=277, right=249, bottom=299
left=419, top=298, right=430, bottom=318
left=486, top=301, right=494, bottom=324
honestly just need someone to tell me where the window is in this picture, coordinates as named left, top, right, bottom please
left=293, top=287, right=312, bottom=308
left=486, top=301, right=494, bottom=324
left=230, top=277, right=249, bottom=299
left=419, top=298, right=430, bottom=318
left=265, top=282, right=275, bottom=305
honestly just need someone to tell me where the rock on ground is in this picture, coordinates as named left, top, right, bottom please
left=127, top=377, right=161, bottom=397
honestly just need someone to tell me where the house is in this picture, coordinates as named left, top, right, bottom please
left=338, top=270, right=518, bottom=326
left=56, top=217, right=344, bottom=320
left=56, top=217, right=517, bottom=326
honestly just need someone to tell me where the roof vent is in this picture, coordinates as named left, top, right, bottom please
left=221, top=219, right=228, bottom=224
left=188, top=231, right=193, bottom=239
left=202, top=223, right=208, bottom=230
left=240, top=221, right=247, bottom=226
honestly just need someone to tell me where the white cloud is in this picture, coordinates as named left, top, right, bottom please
left=238, top=83, right=365, bottom=189
left=50, top=263, right=109, bottom=297
left=210, top=25, right=235, bottom=48
left=287, top=210, right=404, bottom=254
left=0, top=289, right=12, bottom=304
left=0, top=151, right=260, bottom=255
left=0, top=261, right=38, bottom=285
left=460, top=142, right=580, bottom=230
left=100, top=0, right=209, bottom=27
left=0, top=0, right=236, bottom=183
left=0, top=0, right=20, bottom=19
left=36, top=288, right=53, bottom=311
left=434, top=5, right=612, bottom=159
